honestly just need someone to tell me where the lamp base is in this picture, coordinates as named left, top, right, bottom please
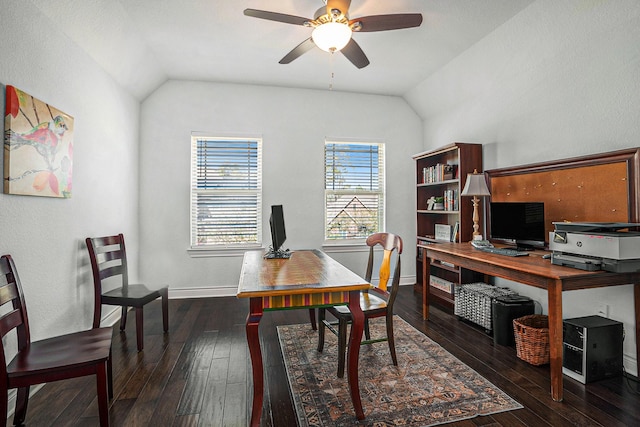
left=472, top=234, right=485, bottom=241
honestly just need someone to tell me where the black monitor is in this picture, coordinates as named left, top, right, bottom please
left=489, top=202, right=546, bottom=250
left=265, top=205, right=290, bottom=259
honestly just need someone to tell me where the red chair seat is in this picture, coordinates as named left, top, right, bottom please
left=7, top=328, right=112, bottom=382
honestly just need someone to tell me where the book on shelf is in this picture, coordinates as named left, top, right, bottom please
left=451, top=221, right=460, bottom=242
left=430, top=275, right=454, bottom=294
left=421, top=163, right=458, bottom=184
left=442, top=189, right=459, bottom=211
left=417, top=236, right=440, bottom=245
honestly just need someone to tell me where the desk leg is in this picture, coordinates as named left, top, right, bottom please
left=347, top=290, right=365, bottom=420
left=635, top=283, right=640, bottom=375
left=422, top=250, right=430, bottom=320
left=247, top=297, right=264, bottom=427
left=547, top=279, right=563, bottom=402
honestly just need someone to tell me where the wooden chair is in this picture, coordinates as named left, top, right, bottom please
left=317, top=232, right=403, bottom=378
left=86, top=234, right=169, bottom=352
left=0, top=254, right=113, bottom=426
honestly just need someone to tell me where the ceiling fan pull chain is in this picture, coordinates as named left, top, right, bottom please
left=329, top=51, right=335, bottom=91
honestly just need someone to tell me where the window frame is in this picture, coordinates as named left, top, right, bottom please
left=189, top=134, right=263, bottom=256
left=323, top=139, right=386, bottom=245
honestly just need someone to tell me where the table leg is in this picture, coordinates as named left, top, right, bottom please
left=247, top=297, right=264, bottom=427
left=347, top=290, right=365, bottom=420
left=547, top=279, right=563, bottom=402
left=422, top=249, right=430, bottom=320
left=635, top=283, right=640, bottom=375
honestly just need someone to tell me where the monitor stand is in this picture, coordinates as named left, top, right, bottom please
left=264, top=248, right=291, bottom=259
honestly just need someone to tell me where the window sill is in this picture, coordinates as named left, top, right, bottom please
left=187, top=245, right=263, bottom=258
left=322, top=241, right=369, bottom=253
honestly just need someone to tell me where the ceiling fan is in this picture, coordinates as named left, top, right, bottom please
left=244, top=0, right=423, bottom=69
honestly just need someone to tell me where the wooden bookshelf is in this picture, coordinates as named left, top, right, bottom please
left=413, top=142, right=484, bottom=310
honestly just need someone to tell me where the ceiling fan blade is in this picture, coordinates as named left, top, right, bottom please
left=350, top=13, right=423, bottom=32
left=341, top=38, right=369, bottom=69
left=326, top=0, right=351, bottom=16
left=279, top=38, right=317, bottom=64
left=244, top=9, right=310, bottom=26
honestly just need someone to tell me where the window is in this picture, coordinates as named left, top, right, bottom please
left=190, top=136, right=262, bottom=248
left=324, top=140, right=385, bottom=241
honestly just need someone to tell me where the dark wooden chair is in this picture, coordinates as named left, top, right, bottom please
left=317, top=232, right=403, bottom=378
left=86, top=234, right=169, bottom=352
left=0, top=254, right=113, bottom=426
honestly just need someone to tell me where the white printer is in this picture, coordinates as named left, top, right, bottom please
left=548, top=222, right=640, bottom=272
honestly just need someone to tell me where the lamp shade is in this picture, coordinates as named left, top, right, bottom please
left=312, top=22, right=352, bottom=52
left=461, top=172, right=490, bottom=197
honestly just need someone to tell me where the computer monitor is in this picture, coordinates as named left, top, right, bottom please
left=266, top=205, right=290, bottom=259
left=489, top=202, right=546, bottom=249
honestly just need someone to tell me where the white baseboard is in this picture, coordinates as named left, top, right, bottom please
left=169, top=286, right=239, bottom=299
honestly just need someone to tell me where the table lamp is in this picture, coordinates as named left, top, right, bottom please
left=461, top=169, right=490, bottom=241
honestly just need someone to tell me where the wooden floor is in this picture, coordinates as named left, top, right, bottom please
left=9, top=286, right=640, bottom=426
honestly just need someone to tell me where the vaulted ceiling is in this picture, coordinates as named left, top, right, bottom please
left=32, top=0, right=534, bottom=100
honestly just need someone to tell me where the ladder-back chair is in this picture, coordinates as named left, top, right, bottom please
left=86, top=234, right=168, bottom=352
left=0, top=254, right=113, bottom=426
left=317, top=232, right=403, bottom=378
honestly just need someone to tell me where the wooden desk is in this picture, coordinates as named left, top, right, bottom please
left=421, top=242, right=640, bottom=402
left=237, top=250, right=371, bottom=426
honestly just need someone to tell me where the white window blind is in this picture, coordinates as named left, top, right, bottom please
left=325, top=141, right=385, bottom=240
left=190, top=136, right=262, bottom=247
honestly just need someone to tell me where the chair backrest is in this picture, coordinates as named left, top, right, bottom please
left=86, top=234, right=129, bottom=328
left=0, top=255, right=32, bottom=375
left=364, top=232, right=403, bottom=305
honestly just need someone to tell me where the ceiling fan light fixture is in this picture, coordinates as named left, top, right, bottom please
left=312, top=22, right=352, bottom=52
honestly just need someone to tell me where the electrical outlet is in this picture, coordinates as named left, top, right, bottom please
left=596, top=303, right=609, bottom=318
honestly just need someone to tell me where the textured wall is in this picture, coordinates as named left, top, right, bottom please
left=0, top=1, right=140, bottom=344
left=405, top=0, right=640, bottom=375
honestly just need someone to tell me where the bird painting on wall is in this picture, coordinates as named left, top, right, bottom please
left=4, top=85, right=73, bottom=198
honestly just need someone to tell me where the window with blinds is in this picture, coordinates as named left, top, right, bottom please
left=325, top=141, right=385, bottom=240
left=190, top=136, right=262, bottom=248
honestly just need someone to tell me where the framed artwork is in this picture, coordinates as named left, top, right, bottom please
left=4, top=85, right=73, bottom=198
left=434, top=223, right=452, bottom=241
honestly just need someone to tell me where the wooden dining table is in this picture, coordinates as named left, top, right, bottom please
left=236, top=249, right=371, bottom=426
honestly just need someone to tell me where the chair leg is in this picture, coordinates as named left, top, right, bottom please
left=107, top=348, right=114, bottom=400
left=364, top=317, right=371, bottom=341
left=135, top=307, right=144, bottom=351
left=119, top=306, right=128, bottom=331
left=0, top=385, right=7, bottom=427
left=337, top=317, right=348, bottom=378
left=12, top=386, right=30, bottom=425
left=97, top=361, right=110, bottom=426
left=316, top=308, right=326, bottom=352
left=161, top=289, right=169, bottom=332
left=309, top=308, right=317, bottom=330
left=386, top=313, right=398, bottom=366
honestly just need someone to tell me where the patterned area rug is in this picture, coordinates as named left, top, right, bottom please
left=277, top=316, right=522, bottom=426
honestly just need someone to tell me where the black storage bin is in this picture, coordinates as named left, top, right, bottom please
left=492, top=295, right=535, bottom=346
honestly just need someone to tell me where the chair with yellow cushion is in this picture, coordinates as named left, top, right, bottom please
left=317, top=232, right=403, bottom=378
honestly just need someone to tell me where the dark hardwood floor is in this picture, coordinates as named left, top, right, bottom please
left=10, top=286, right=640, bottom=426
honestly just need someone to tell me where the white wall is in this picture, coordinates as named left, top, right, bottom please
left=405, top=0, right=640, bottom=374
left=139, top=81, right=422, bottom=296
left=0, top=1, right=140, bottom=343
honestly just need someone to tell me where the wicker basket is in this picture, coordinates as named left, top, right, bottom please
left=513, top=314, right=550, bottom=365
left=454, top=283, right=516, bottom=331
